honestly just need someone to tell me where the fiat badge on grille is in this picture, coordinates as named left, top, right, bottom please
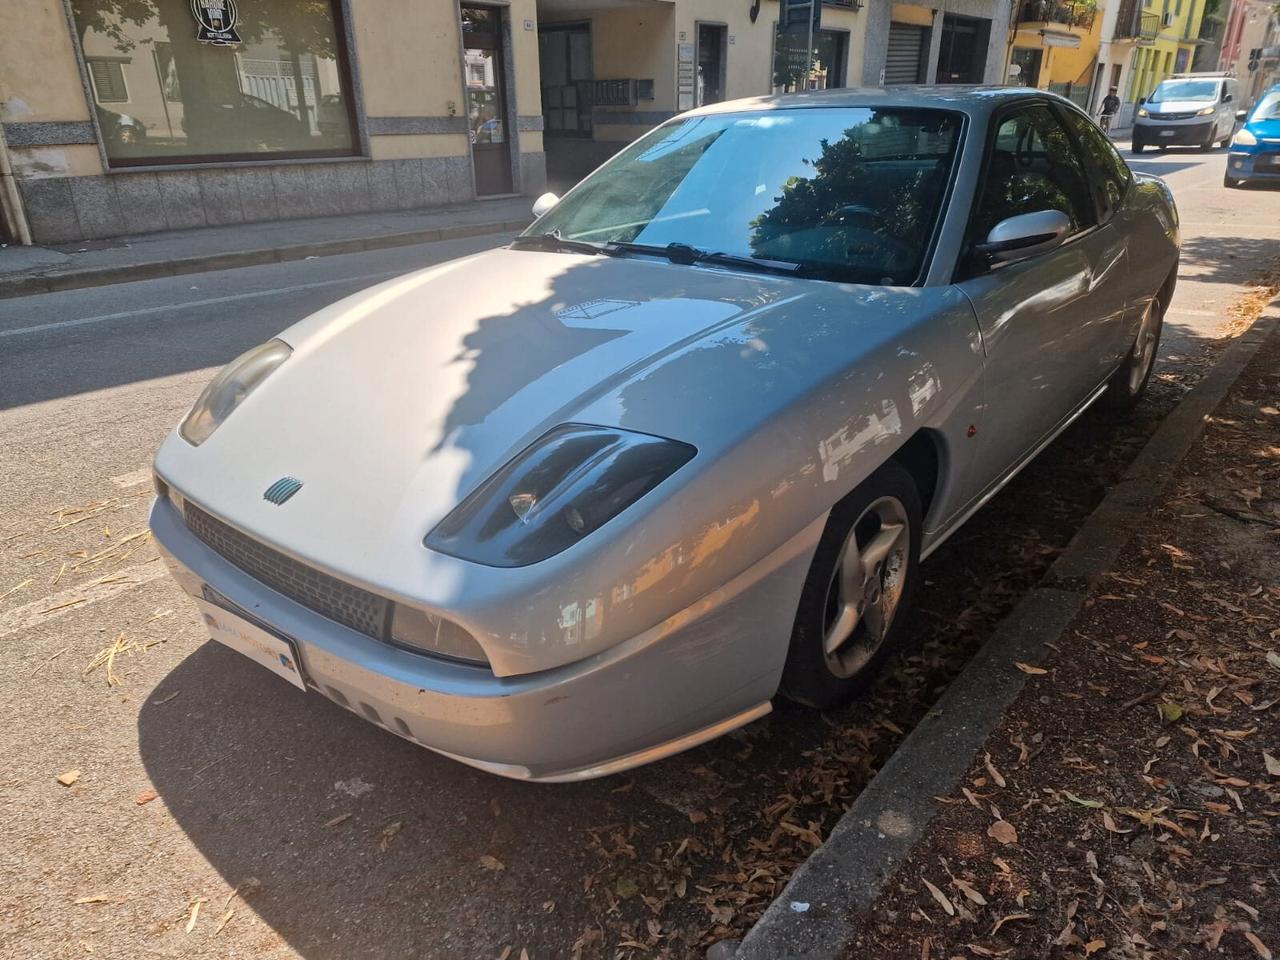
left=263, top=476, right=303, bottom=505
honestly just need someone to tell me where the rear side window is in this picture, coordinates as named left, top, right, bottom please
left=1060, top=107, right=1131, bottom=221
left=969, top=103, right=1097, bottom=245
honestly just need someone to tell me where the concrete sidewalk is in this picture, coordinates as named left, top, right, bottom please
left=0, top=196, right=533, bottom=300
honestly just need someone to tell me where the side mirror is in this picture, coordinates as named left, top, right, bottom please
left=1223, top=93, right=1233, bottom=103
left=975, top=210, right=1072, bottom=265
left=1138, top=96, right=1146, bottom=104
left=1236, top=109, right=1248, bottom=122
left=531, top=192, right=560, bottom=219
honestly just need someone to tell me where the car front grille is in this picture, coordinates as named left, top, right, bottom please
left=1147, top=111, right=1198, bottom=121
left=184, top=502, right=390, bottom=640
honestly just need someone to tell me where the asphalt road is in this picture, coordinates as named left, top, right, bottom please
left=2, top=148, right=1278, bottom=960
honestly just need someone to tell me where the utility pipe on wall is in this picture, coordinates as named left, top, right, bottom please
left=0, top=112, right=33, bottom=246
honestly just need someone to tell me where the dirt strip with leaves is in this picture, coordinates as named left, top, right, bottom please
left=841, top=323, right=1280, bottom=960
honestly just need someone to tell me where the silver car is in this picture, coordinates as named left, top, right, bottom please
left=151, top=87, right=1179, bottom=781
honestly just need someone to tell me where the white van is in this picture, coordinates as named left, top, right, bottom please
left=1133, top=73, right=1241, bottom=153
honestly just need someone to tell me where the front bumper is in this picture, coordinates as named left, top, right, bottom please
left=1226, top=149, right=1280, bottom=182
left=150, top=496, right=818, bottom=781
left=1133, top=120, right=1214, bottom=146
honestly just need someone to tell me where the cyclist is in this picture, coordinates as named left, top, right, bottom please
left=1099, top=87, right=1121, bottom=132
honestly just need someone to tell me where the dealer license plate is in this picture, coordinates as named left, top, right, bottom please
left=1159, top=130, right=1175, bottom=137
left=194, top=596, right=306, bottom=690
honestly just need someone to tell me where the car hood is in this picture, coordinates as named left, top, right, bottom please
left=1143, top=100, right=1216, bottom=113
left=1245, top=117, right=1280, bottom=141
left=157, top=247, right=960, bottom=582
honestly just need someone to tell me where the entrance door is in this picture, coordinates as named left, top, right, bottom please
left=935, top=14, right=991, bottom=83
left=697, top=24, right=727, bottom=105
left=461, top=6, right=513, bottom=196
left=1010, top=46, right=1043, bottom=87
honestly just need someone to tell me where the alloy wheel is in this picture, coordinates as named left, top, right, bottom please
left=1129, top=300, right=1160, bottom=394
left=821, top=496, right=910, bottom=679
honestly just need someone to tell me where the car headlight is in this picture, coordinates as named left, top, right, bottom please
left=1233, top=128, right=1258, bottom=146
left=179, top=339, right=291, bottom=446
left=1137, top=107, right=1149, bottom=118
left=426, top=424, right=696, bottom=567
left=1196, top=106, right=1215, bottom=116
left=390, top=604, right=488, bottom=664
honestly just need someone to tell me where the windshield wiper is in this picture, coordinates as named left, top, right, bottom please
left=604, top=241, right=803, bottom=277
left=510, top=233, right=609, bottom=256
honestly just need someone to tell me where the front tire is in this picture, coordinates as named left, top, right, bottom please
left=781, top=461, right=922, bottom=709
left=1224, top=172, right=1241, bottom=188
left=1131, top=139, right=1146, bottom=154
left=1200, top=126, right=1217, bottom=151
left=1104, top=297, right=1164, bottom=410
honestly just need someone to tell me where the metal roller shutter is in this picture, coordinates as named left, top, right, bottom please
left=885, top=22, right=927, bottom=84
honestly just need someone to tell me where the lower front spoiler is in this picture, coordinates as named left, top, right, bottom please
left=1133, top=121, right=1214, bottom=146
left=1226, top=151, right=1280, bottom=183
left=149, top=496, right=820, bottom=782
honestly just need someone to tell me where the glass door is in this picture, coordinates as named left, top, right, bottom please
left=461, top=6, right=513, bottom=195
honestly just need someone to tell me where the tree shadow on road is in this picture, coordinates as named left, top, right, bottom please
left=1179, top=233, right=1280, bottom=286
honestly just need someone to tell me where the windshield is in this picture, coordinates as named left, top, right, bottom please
left=1250, top=91, right=1280, bottom=122
left=1148, top=79, right=1221, bottom=103
left=528, top=107, right=964, bottom=285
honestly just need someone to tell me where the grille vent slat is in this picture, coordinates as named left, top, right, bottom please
left=184, top=502, right=389, bottom=640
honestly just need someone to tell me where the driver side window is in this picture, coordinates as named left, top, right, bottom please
left=970, top=104, right=1097, bottom=247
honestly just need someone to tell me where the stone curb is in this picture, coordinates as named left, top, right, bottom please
left=732, top=301, right=1280, bottom=960
left=0, top=217, right=531, bottom=301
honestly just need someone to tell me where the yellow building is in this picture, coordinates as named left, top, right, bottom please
left=1125, top=0, right=1208, bottom=102
left=1007, top=0, right=1106, bottom=106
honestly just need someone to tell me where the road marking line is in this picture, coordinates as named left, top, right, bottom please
left=0, top=270, right=401, bottom=340
left=110, top=467, right=152, bottom=489
left=0, top=561, right=167, bottom=639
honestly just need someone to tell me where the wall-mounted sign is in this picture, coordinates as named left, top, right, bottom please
left=677, top=42, right=696, bottom=111
left=191, top=0, right=242, bottom=46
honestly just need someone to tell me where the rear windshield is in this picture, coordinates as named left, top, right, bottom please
left=1148, top=79, right=1221, bottom=103
left=529, top=107, right=964, bottom=285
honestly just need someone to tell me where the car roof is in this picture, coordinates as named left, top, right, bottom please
left=682, top=85, right=1061, bottom=121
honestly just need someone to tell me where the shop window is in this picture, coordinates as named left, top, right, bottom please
left=70, top=0, right=357, bottom=165
left=772, top=27, right=848, bottom=92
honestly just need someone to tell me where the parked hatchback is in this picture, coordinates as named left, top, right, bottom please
left=1133, top=73, right=1239, bottom=152
left=1225, top=85, right=1280, bottom=188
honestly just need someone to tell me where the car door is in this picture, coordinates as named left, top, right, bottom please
left=1059, top=104, right=1142, bottom=361
left=955, top=101, right=1128, bottom=485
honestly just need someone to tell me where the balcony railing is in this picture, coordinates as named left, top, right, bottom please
left=1112, top=2, right=1161, bottom=40
left=1018, top=0, right=1097, bottom=30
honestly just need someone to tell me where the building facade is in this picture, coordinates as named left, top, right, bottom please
left=535, top=0, right=870, bottom=188
left=1006, top=0, right=1106, bottom=107
left=0, top=0, right=548, bottom=244
left=3, top=0, right=1102, bottom=247
left=1220, top=0, right=1280, bottom=104
left=1122, top=0, right=1209, bottom=106
left=864, top=0, right=1015, bottom=88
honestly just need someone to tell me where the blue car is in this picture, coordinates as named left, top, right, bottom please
left=1225, top=85, right=1280, bottom=188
